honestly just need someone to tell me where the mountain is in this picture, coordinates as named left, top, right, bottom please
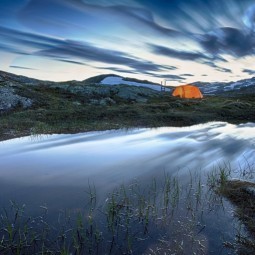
left=83, top=74, right=172, bottom=92
left=82, top=73, right=255, bottom=95
left=192, top=77, right=255, bottom=95
left=100, top=76, right=172, bottom=92
left=1, top=70, right=255, bottom=96
left=0, top=70, right=42, bottom=85
left=0, top=71, right=164, bottom=113
left=0, top=70, right=254, bottom=141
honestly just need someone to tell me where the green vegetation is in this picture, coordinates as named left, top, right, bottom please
left=207, top=162, right=255, bottom=255
left=215, top=176, right=255, bottom=254
left=0, top=82, right=255, bottom=141
left=1, top=72, right=255, bottom=254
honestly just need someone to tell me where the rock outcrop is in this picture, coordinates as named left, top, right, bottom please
left=0, top=86, right=33, bottom=112
left=50, top=84, right=161, bottom=103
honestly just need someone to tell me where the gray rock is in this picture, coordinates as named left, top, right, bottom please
left=0, top=87, right=33, bottom=112
left=89, top=99, right=99, bottom=105
left=115, top=85, right=160, bottom=102
left=22, top=97, right=33, bottom=108
left=73, top=101, right=82, bottom=106
left=100, top=97, right=116, bottom=105
left=51, top=83, right=160, bottom=103
left=90, top=97, right=116, bottom=106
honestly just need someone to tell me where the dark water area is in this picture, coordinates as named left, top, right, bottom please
left=0, top=122, right=255, bottom=254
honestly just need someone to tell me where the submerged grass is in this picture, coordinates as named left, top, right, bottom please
left=1, top=163, right=255, bottom=255
left=208, top=161, right=255, bottom=255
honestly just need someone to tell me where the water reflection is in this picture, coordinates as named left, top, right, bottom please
left=0, top=121, right=254, bottom=190
left=0, top=121, right=254, bottom=254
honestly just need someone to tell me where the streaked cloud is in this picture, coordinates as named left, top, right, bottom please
left=198, top=27, right=255, bottom=58
left=0, top=26, right=177, bottom=75
left=1, top=0, right=255, bottom=84
left=98, top=67, right=139, bottom=75
left=9, top=65, right=37, bottom=70
left=181, top=74, right=194, bottom=77
left=202, top=61, right=232, bottom=73
left=243, top=4, right=255, bottom=31
left=148, top=43, right=211, bottom=61
left=150, top=73, right=186, bottom=81
left=243, top=68, right=255, bottom=75
left=18, top=0, right=182, bottom=39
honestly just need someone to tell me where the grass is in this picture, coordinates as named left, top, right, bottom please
left=207, top=161, right=255, bottom=255
left=215, top=177, right=255, bottom=255
left=1, top=80, right=255, bottom=253
left=1, top=163, right=255, bottom=255
left=1, top=83, right=255, bottom=141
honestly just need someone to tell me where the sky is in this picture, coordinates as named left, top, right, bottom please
left=1, top=0, right=255, bottom=85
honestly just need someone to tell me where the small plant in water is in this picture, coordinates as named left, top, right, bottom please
left=1, top=163, right=255, bottom=254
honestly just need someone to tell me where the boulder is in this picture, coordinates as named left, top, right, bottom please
left=0, top=87, right=33, bottom=112
left=90, top=97, right=116, bottom=106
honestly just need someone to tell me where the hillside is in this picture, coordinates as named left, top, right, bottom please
left=0, top=70, right=45, bottom=84
left=0, top=70, right=254, bottom=141
left=83, top=73, right=255, bottom=95
left=193, top=77, right=255, bottom=95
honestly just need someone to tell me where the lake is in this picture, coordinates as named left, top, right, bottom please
left=0, top=121, right=255, bottom=254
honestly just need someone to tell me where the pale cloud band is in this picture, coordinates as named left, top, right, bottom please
left=1, top=0, right=255, bottom=84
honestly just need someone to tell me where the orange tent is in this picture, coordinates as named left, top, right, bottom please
left=172, top=85, right=203, bottom=99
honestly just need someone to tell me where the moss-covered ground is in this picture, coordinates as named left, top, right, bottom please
left=0, top=83, right=254, bottom=141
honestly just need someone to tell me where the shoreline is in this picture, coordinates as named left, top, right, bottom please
left=1, top=119, right=255, bottom=142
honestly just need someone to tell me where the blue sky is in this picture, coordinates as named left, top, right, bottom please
left=1, top=0, right=255, bottom=84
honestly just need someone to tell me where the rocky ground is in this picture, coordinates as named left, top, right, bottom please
left=0, top=70, right=254, bottom=141
left=1, top=71, right=255, bottom=253
left=0, top=86, right=33, bottom=112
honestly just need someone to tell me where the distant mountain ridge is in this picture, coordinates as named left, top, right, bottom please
left=98, top=75, right=171, bottom=92
left=83, top=74, right=255, bottom=95
left=192, top=77, right=255, bottom=95
left=0, top=70, right=42, bottom=84
left=1, top=69, right=254, bottom=141
left=82, top=74, right=160, bottom=86
left=0, top=70, right=255, bottom=95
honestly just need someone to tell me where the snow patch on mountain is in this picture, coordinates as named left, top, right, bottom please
left=194, top=77, right=255, bottom=95
left=100, top=75, right=255, bottom=95
left=100, top=76, right=171, bottom=92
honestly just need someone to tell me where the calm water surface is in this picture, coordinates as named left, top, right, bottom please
left=0, top=121, right=255, bottom=254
